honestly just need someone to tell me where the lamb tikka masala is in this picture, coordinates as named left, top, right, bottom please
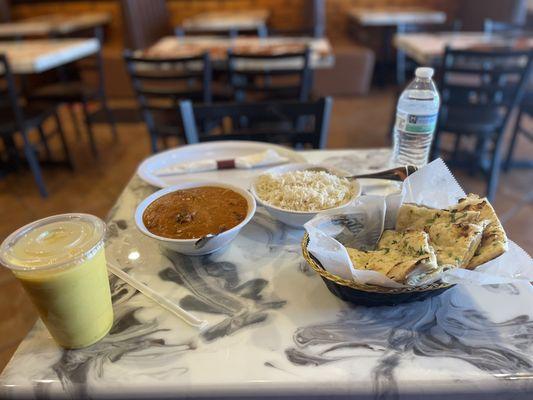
left=143, top=186, right=248, bottom=239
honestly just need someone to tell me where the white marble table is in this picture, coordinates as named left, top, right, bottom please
left=0, top=12, right=111, bottom=38
left=348, top=7, right=446, bottom=27
left=182, top=10, right=269, bottom=35
left=0, top=38, right=100, bottom=74
left=1, top=148, right=533, bottom=399
left=146, top=36, right=334, bottom=69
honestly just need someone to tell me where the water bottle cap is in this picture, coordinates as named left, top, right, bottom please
left=415, top=67, right=434, bottom=79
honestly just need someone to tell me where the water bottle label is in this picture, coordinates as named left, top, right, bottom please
left=395, top=112, right=437, bottom=134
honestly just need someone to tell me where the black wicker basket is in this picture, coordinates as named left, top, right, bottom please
left=301, top=233, right=454, bottom=307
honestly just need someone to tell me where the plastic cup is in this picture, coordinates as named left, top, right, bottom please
left=0, top=214, right=114, bottom=349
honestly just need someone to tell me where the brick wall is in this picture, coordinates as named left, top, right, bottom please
left=11, top=0, right=459, bottom=49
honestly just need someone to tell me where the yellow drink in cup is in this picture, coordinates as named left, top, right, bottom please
left=0, top=214, right=113, bottom=349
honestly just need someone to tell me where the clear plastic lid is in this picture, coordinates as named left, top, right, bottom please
left=0, top=213, right=106, bottom=271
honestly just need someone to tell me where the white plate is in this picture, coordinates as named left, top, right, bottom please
left=137, top=141, right=306, bottom=189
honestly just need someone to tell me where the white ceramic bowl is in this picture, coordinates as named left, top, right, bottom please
left=135, top=181, right=256, bottom=256
left=250, top=163, right=361, bottom=228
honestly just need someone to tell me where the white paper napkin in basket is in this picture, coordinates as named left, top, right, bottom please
left=304, top=158, right=533, bottom=288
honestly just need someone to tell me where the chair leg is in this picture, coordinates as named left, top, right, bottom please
left=451, top=134, right=461, bottom=163
left=37, top=124, right=52, bottom=161
left=430, top=131, right=442, bottom=160
left=101, top=96, right=118, bottom=142
left=149, top=133, right=158, bottom=154
left=54, top=112, right=74, bottom=170
left=503, top=109, right=523, bottom=171
left=68, top=104, right=83, bottom=140
left=22, top=138, right=48, bottom=197
left=81, top=99, right=99, bottom=157
left=470, top=136, right=487, bottom=176
left=487, top=139, right=503, bottom=202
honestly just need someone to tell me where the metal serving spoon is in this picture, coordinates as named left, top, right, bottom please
left=306, top=165, right=418, bottom=182
left=195, top=233, right=216, bottom=249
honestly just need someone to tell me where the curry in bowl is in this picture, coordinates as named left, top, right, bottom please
left=142, top=186, right=248, bottom=240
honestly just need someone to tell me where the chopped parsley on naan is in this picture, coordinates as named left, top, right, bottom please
left=347, top=230, right=440, bottom=285
left=450, top=194, right=508, bottom=269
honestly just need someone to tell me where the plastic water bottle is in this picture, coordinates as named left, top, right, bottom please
left=392, top=67, right=440, bottom=167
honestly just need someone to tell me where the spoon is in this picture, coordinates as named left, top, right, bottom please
left=306, top=165, right=418, bottom=182
left=195, top=233, right=217, bottom=249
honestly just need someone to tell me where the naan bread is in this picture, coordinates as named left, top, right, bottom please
left=395, top=203, right=480, bottom=231
left=347, top=230, right=440, bottom=285
left=450, top=194, right=508, bottom=269
left=426, top=220, right=487, bottom=268
left=394, top=203, right=487, bottom=268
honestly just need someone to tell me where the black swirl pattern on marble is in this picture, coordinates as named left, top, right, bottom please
left=285, top=291, right=533, bottom=398
left=161, top=250, right=287, bottom=342
left=484, top=284, right=520, bottom=295
left=50, top=271, right=194, bottom=398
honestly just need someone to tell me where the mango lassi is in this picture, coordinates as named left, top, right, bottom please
left=0, top=214, right=113, bottom=349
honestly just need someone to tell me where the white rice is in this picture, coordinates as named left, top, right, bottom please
left=254, top=170, right=354, bottom=212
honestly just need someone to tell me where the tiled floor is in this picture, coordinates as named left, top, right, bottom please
left=0, top=90, right=532, bottom=373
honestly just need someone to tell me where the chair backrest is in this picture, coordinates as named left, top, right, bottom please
left=124, top=51, right=213, bottom=150
left=121, top=0, right=173, bottom=50
left=175, top=25, right=268, bottom=39
left=227, top=46, right=312, bottom=102
left=0, top=54, right=26, bottom=133
left=179, top=97, right=333, bottom=149
left=51, top=25, right=107, bottom=91
left=484, top=19, right=526, bottom=35
left=455, top=0, right=527, bottom=31
left=438, top=47, right=533, bottom=135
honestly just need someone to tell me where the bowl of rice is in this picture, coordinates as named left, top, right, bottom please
left=251, top=163, right=361, bottom=227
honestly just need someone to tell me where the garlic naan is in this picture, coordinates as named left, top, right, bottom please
left=347, top=230, right=440, bottom=285
left=395, top=203, right=488, bottom=268
left=427, top=220, right=487, bottom=268
left=395, top=203, right=480, bottom=231
left=450, top=194, right=508, bottom=269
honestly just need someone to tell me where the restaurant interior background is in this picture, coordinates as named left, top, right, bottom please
left=0, top=0, right=532, bottom=373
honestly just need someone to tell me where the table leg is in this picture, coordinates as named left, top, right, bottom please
left=396, top=24, right=406, bottom=86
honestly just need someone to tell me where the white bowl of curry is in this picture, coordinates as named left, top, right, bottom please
left=135, top=181, right=256, bottom=255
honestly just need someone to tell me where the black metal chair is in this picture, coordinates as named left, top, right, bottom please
left=504, top=91, right=533, bottom=170
left=484, top=19, right=526, bottom=35
left=124, top=50, right=213, bottom=153
left=0, top=54, right=72, bottom=197
left=227, top=47, right=312, bottom=102
left=26, top=26, right=116, bottom=157
left=432, top=47, right=533, bottom=201
left=179, top=97, right=333, bottom=149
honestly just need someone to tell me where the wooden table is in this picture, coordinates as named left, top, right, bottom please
left=0, top=12, right=111, bottom=38
left=394, top=31, right=533, bottom=66
left=0, top=38, right=100, bottom=74
left=145, top=36, right=334, bottom=69
left=182, top=10, right=269, bottom=36
left=349, top=7, right=446, bottom=85
left=348, top=7, right=446, bottom=26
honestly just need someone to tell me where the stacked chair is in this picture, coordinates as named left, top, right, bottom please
left=431, top=47, right=533, bottom=201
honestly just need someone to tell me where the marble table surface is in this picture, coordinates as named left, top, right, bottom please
left=0, top=39, right=99, bottom=74
left=1, top=149, right=532, bottom=399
